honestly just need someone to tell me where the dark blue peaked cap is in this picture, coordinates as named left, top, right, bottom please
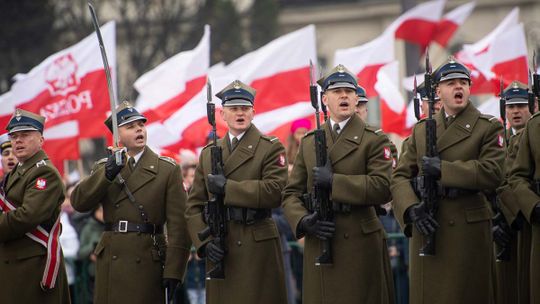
left=215, top=80, right=256, bottom=107
left=104, top=101, right=147, bottom=132
left=356, top=85, right=368, bottom=103
left=434, top=57, right=471, bottom=84
left=503, top=81, right=529, bottom=105
left=6, top=109, right=45, bottom=134
left=318, top=64, right=358, bottom=91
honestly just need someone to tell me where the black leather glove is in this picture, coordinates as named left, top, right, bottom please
left=208, top=173, right=227, bottom=195
left=492, top=214, right=512, bottom=248
left=163, top=278, right=180, bottom=302
left=407, top=202, right=439, bottom=236
left=298, top=212, right=335, bottom=240
left=205, top=239, right=225, bottom=264
left=531, top=204, right=540, bottom=223
left=313, top=159, right=333, bottom=189
left=422, top=156, right=441, bottom=179
left=104, top=150, right=125, bottom=181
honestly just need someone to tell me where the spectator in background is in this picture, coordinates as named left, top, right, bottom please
left=0, top=133, right=17, bottom=176
left=77, top=205, right=105, bottom=303
left=286, top=118, right=311, bottom=170
left=60, top=184, right=81, bottom=302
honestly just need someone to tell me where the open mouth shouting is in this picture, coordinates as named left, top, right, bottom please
left=339, top=101, right=350, bottom=109
left=135, top=134, right=145, bottom=143
left=454, top=91, right=464, bottom=103
left=6, top=160, right=16, bottom=170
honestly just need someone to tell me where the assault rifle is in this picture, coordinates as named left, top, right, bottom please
left=309, top=61, right=333, bottom=265
left=197, top=79, right=227, bottom=280
left=418, top=51, right=439, bottom=256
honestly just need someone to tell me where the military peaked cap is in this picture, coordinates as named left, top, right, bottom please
left=318, top=64, right=358, bottom=91
left=434, top=56, right=471, bottom=84
left=504, top=81, right=529, bottom=105
left=216, top=80, right=256, bottom=107
left=104, top=101, right=147, bottom=132
left=417, top=81, right=440, bottom=101
left=6, top=109, right=45, bottom=134
left=0, top=133, right=10, bottom=152
left=356, top=85, right=368, bottom=103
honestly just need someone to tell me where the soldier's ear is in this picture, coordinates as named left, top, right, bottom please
left=322, top=93, right=329, bottom=106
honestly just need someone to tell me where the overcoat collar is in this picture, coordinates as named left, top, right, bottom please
left=324, top=114, right=365, bottom=165
left=115, top=146, right=159, bottom=202
left=436, top=102, right=479, bottom=153
left=5, top=149, right=48, bottom=193
left=221, top=125, right=260, bottom=176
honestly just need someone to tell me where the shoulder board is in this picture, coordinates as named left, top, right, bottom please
left=365, top=125, right=383, bottom=135
left=303, top=130, right=316, bottom=138
left=531, top=111, right=540, bottom=119
left=201, top=142, right=213, bottom=150
left=96, top=158, right=107, bottom=165
left=261, top=135, right=280, bottom=143
left=159, top=156, right=177, bottom=166
left=36, top=159, right=48, bottom=168
left=479, top=114, right=498, bottom=122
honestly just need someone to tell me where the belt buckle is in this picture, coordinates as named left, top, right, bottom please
left=118, top=220, right=128, bottom=233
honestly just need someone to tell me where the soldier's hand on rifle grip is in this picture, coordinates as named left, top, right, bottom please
left=531, top=204, right=540, bottom=223
left=408, top=202, right=439, bottom=236
left=205, top=239, right=225, bottom=264
left=422, top=156, right=441, bottom=179
left=104, top=147, right=126, bottom=181
left=163, top=278, right=180, bottom=302
left=313, top=158, right=333, bottom=189
left=208, top=173, right=227, bottom=195
left=492, top=216, right=511, bottom=247
left=299, top=212, right=336, bottom=241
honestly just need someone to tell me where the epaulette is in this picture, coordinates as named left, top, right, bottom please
left=159, top=156, right=177, bottom=166
left=531, top=111, right=540, bottom=119
left=36, top=160, right=47, bottom=168
left=261, top=135, right=280, bottom=143
left=365, top=125, right=383, bottom=135
left=96, top=158, right=107, bottom=165
left=201, top=142, right=213, bottom=151
left=303, top=130, right=316, bottom=138
left=479, top=114, right=498, bottom=123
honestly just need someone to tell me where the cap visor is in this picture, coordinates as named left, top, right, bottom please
left=8, top=125, right=40, bottom=134
left=327, top=82, right=357, bottom=90
left=505, top=98, right=529, bottom=105
left=439, top=73, right=470, bottom=82
left=223, top=99, right=253, bottom=107
left=118, top=116, right=147, bottom=127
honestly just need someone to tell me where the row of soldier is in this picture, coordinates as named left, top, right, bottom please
left=0, top=57, right=538, bottom=304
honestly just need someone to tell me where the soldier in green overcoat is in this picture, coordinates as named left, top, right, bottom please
left=185, top=80, right=288, bottom=304
left=282, top=65, right=395, bottom=304
left=494, top=81, right=534, bottom=304
left=71, top=102, right=191, bottom=304
left=392, top=58, right=505, bottom=303
left=0, top=109, right=71, bottom=303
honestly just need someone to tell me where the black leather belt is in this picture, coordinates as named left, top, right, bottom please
left=105, top=221, right=163, bottom=234
left=226, top=207, right=271, bottom=225
left=411, top=176, right=479, bottom=199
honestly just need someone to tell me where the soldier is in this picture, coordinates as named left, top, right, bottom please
left=417, top=81, right=442, bottom=117
left=509, top=84, right=540, bottom=303
left=282, top=65, right=395, bottom=304
left=355, top=85, right=369, bottom=121
left=494, top=81, right=534, bottom=304
left=1, top=133, right=17, bottom=175
left=0, top=109, right=71, bottom=303
left=71, top=102, right=191, bottom=304
left=392, top=58, right=504, bottom=303
left=185, top=80, right=288, bottom=304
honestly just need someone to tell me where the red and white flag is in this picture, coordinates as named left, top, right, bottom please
left=134, top=25, right=211, bottom=152
left=9, top=21, right=116, bottom=139
left=0, top=91, right=14, bottom=130
left=456, top=8, right=523, bottom=94
left=432, top=2, right=476, bottom=47
left=385, top=0, right=446, bottom=50
left=375, top=61, right=408, bottom=136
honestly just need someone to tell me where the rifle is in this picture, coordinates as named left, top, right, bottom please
left=318, top=65, right=329, bottom=122
left=413, top=75, right=421, bottom=120
left=309, top=61, right=333, bottom=266
left=499, top=79, right=508, bottom=146
left=197, top=79, right=227, bottom=280
left=418, top=51, right=439, bottom=257
left=88, top=2, right=123, bottom=165
left=530, top=52, right=539, bottom=114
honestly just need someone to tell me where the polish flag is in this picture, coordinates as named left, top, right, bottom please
left=0, top=92, right=14, bottom=130
left=375, top=61, right=408, bottom=136
left=134, top=25, right=210, bottom=152
left=43, top=121, right=80, bottom=176
left=456, top=8, right=522, bottom=94
left=137, top=25, right=318, bottom=153
left=334, top=32, right=395, bottom=98
left=9, top=21, right=116, bottom=139
left=385, top=0, right=446, bottom=50
left=432, top=1, right=476, bottom=47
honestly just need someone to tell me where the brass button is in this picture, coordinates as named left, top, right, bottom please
left=112, top=255, right=118, bottom=260
left=448, top=220, right=455, bottom=226
left=344, top=233, right=349, bottom=239
left=236, top=241, right=242, bottom=246
left=115, top=203, right=120, bottom=208
left=136, top=258, right=141, bottom=264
